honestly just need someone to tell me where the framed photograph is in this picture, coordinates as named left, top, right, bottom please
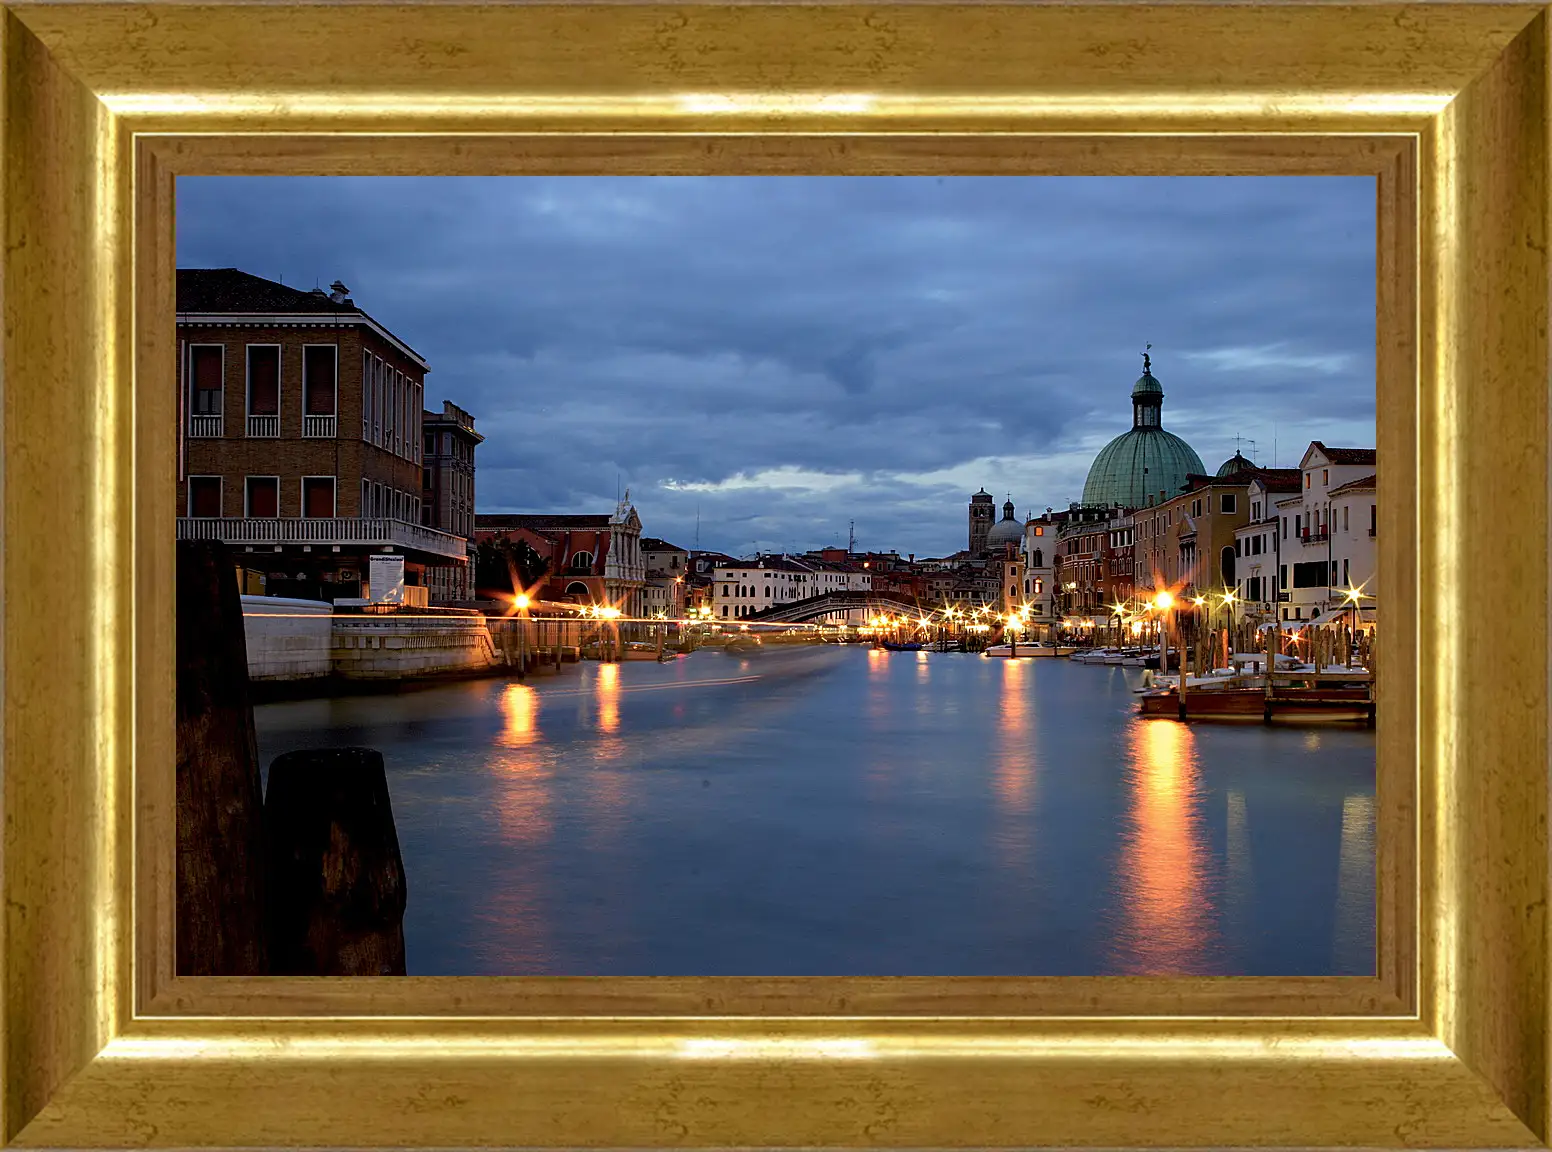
left=3, top=2, right=1547, bottom=1146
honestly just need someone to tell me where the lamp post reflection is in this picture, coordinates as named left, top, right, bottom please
left=597, top=661, right=621, bottom=735
left=490, top=682, right=555, bottom=971
left=1113, top=717, right=1214, bottom=974
left=991, top=658, right=1037, bottom=871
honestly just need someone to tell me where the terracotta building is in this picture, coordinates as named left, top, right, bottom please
left=174, top=268, right=467, bottom=601
left=474, top=496, right=645, bottom=615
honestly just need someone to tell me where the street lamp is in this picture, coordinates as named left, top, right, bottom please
left=1341, top=581, right=1371, bottom=661
left=1152, top=590, right=1175, bottom=673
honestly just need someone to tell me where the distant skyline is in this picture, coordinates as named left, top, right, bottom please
left=177, top=176, right=1377, bottom=558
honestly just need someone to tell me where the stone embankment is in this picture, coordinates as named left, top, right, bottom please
left=241, top=596, right=583, bottom=695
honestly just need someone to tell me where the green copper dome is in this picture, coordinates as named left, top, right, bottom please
left=1216, top=451, right=1254, bottom=477
left=1132, top=371, right=1164, bottom=398
left=1080, top=353, right=1205, bottom=509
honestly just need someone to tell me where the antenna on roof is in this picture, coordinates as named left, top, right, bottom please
left=848, top=520, right=856, bottom=555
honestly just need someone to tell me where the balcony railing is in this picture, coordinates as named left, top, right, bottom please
left=246, top=414, right=280, bottom=438
left=188, top=414, right=223, bottom=438
left=178, top=516, right=468, bottom=561
left=303, top=414, right=338, bottom=438
left=1301, top=528, right=1330, bottom=543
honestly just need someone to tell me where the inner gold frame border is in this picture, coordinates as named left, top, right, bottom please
left=3, top=2, right=1548, bottom=1147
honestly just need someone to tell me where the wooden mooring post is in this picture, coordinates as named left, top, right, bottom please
left=265, top=747, right=408, bottom=976
left=175, top=540, right=269, bottom=976
left=178, top=540, right=412, bottom=976
left=1264, top=622, right=1278, bottom=723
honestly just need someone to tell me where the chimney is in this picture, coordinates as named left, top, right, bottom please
left=328, top=280, right=351, bottom=305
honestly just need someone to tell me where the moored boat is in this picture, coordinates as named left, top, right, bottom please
left=1138, top=684, right=1374, bottom=721
left=983, top=643, right=1075, bottom=658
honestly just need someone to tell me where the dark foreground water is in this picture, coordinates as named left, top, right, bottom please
left=254, top=645, right=1376, bottom=976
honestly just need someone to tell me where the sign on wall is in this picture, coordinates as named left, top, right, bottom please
left=368, top=554, right=406, bottom=604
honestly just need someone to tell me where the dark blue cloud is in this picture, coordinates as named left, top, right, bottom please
left=177, top=175, right=1376, bottom=558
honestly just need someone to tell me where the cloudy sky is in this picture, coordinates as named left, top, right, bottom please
left=177, top=176, right=1376, bottom=559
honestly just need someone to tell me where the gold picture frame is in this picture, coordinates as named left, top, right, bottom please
left=2, top=2, right=1546, bottom=1145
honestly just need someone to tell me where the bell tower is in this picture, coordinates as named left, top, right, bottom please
left=968, top=488, right=995, bottom=556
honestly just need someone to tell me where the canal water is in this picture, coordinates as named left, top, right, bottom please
left=254, top=645, right=1376, bottom=977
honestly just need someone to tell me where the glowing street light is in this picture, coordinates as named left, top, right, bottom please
left=512, top=593, right=531, bottom=611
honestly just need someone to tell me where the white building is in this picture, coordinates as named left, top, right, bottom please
left=1267, top=442, right=1377, bottom=625
left=714, top=555, right=821, bottom=619
left=1232, top=470, right=1303, bottom=621
left=1021, top=513, right=1059, bottom=620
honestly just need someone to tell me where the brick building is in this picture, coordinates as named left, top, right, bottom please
left=174, top=268, right=467, bottom=600
left=474, top=497, right=646, bottom=615
left=421, top=401, right=483, bottom=602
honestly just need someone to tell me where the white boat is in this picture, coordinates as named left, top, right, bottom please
left=984, top=643, right=1075, bottom=658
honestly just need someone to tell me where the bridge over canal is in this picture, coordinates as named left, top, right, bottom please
left=743, top=589, right=922, bottom=625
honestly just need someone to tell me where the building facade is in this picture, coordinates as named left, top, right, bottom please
left=1274, top=443, right=1378, bottom=624
left=1021, top=511, right=1063, bottom=620
left=474, top=496, right=646, bottom=615
left=421, top=400, right=483, bottom=603
left=641, top=537, right=690, bottom=617
left=714, top=555, right=820, bottom=619
left=175, top=268, right=467, bottom=601
left=1232, top=471, right=1303, bottom=621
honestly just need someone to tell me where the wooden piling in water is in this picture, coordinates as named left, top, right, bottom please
left=265, top=747, right=408, bottom=976
left=176, top=540, right=270, bottom=976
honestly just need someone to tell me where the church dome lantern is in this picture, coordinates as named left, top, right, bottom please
left=985, top=499, right=1024, bottom=552
left=1080, top=347, right=1205, bottom=509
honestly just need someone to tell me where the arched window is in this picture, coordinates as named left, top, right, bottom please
left=1032, top=549, right=1043, bottom=568
left=570, top=550, right=594, bottom=570
left=565, top=580, right=590, bottom=597
left=1220, top=546, right=1236, bottom=587
left=764, top=586, right=770, bottom=598
left=722, top=585, right=730, bottom=597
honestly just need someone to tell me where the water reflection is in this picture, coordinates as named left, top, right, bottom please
left=1114, top=719, right=1214, bottom=974
left=1223, top=789, right=1253, bottom=965
left=597, top=662, right=621, bottom=734
left=252, top=648, right=1376, bottom=976
left=992, top=660, right=1033, bottom=815
left=488, top=682, right=553, bottom=970
left=583, top=663, right=630, bottom=851
left=990, top=659, right=1035, bottom=871
left=498, top=682, right=540, bottom=748
left=1331, top=792, right=1376, bottom=974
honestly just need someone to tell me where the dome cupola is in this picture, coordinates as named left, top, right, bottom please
left=1080, top=347, right=1206, bottom=509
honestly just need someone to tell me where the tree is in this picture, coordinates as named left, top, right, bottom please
left=474, top=534, right=550, bottom=598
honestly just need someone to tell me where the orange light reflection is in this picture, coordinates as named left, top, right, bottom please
left=992, top=658, right=1033, bottom=815
left=597, top=662, right=620, bottom=734
left=1114, top=719, right=1214, bottom=974
left=488, top=682, right=555, bottom=969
